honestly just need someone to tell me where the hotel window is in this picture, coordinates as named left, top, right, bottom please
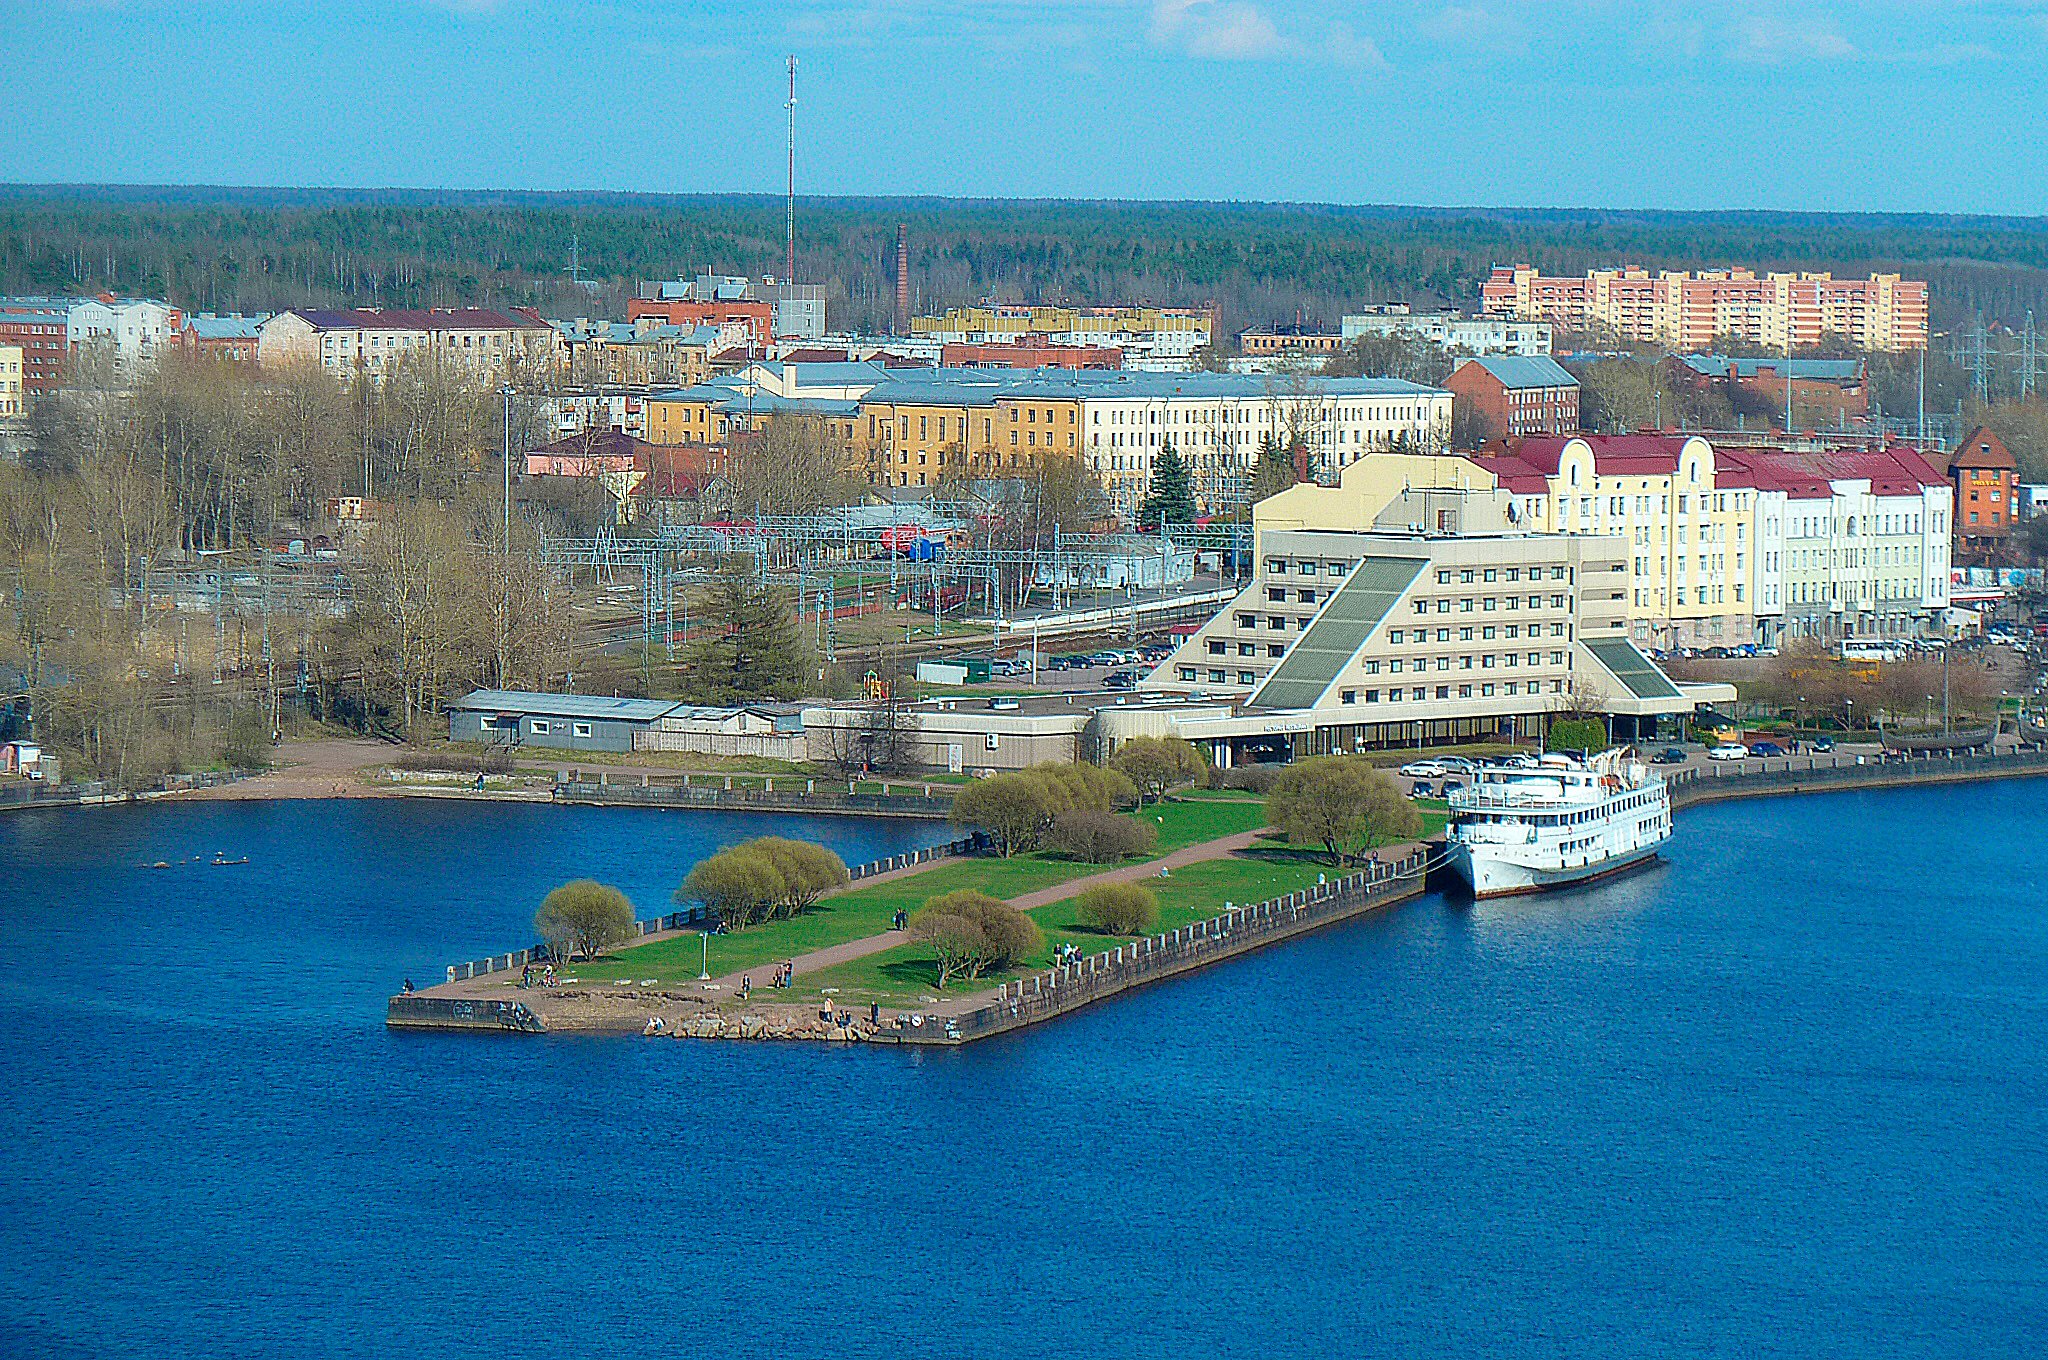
left=1238, top=671, right=1255, bottom=685
left=530, top=719, right=551, bottom=734
left=1481, top=684, right=1495, bottom=697
left=572, top=722, right=593, bottom=738
left=1178, top=667, right=1197, bottom=682
left=1341, top=689, right=1356, bottom=705
left=1364, top=689, right=1379, bottom=703
left=1209, top=669, right=1227, bottom=683
left=1436, top=686, right=1451, bottom=699
left=1268, top=644, right=1285, bottom=657
left=1458, top=685, right=1472, bottom=698
left=1412, top=687, right=1426, bottom=701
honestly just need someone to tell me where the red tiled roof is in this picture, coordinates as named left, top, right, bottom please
left=1949, top=426, right=2016, bottom=472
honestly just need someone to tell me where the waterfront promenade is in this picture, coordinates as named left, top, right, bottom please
left=388, top=746, right=2048, bottom=1044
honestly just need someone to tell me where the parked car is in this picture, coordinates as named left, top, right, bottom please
left=1399, top=759, right=1448, bottom=778
left=1087, top=651, right=1120, bottom=666
left=1708, top=743, right=1750, bottom=761
left=1653, top=746, right=1689, bottom=764
left=1812, top=737, right=1834, bottom=752
left=1439, top=778, right=1465, bottom=795
left=1438, top=756, right=1478, bottom=774
left=1409, top=780, right=1434, bottom=798
left=1488, top=753, right=1540, bottom=769
left=1748, top=741, right=1787, bottom=757
left=1103, top=670, right=1137, bottom=690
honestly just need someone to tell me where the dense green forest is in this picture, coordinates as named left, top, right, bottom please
left=7, top=185, right=2048, bottom=337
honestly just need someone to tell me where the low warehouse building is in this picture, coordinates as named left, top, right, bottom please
left=447, top=691, right=684, bottom=753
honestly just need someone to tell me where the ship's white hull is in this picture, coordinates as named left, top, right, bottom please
left=1448, top=837, right=1665, bottom=899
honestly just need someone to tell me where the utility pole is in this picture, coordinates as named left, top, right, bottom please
left=499, top=382, right=514, bottom=686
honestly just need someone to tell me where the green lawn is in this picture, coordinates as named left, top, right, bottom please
left=564, top=795, right=1268, bottom=985
left=792, top=844, right=1344, bottom=1005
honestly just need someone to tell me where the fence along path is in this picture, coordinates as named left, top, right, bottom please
left=885, top=848, right=1434, bottom=1046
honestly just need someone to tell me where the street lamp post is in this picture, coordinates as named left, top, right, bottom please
left=699, top=931, right=710, bottom=982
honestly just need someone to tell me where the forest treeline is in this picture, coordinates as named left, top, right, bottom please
left=6, top=186, right=2048, bottom=337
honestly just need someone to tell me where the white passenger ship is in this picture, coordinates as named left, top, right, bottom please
left=1445, top=749, right=1671, bottom=899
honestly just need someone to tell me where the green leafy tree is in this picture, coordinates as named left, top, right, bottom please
left=1075, top=882, right=1159, bottom=936
left=1545, top=718, right=1609, bottom=753
left=910, top=889, right=1042, bottom=987
left=1269, top=757, right=1422, bottom=865
left=535, top=880, right=636, bottom=961
left=748, top=837, right=851, bottom=917
left=1112, top=736, right=1207, bottom=804
left=950, top=772, right=1060, bottom=856
left=679, top=847, right=786, bottom=930
left=1138, top=442, right=1197, bottom=530
left=683, top=567, right=806, bottom=703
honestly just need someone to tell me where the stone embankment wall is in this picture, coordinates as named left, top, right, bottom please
left=880, top=849, right=1434, bottom=1046
left=1668, top=749, right=2048, bottom=809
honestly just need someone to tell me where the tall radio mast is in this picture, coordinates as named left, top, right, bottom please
left=785, top=56, right=798, bottom=287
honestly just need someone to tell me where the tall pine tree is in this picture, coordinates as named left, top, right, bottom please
left=1251, top=432, right=1299, bottom=502
left=683, top=568, right=807, bottom=702
left=1137, top=441, right=1197, bottom=530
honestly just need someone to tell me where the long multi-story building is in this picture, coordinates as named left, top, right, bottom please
left=910, top=305, right=1214, bottom=372
left=1481, top=266, right=1929, bottom=352
left=1475, top=435, right=1950, bottom=648
left=1341, top=308, right=1554, bottom=357
left=643, top=363, right=1452, bottom=510
left=256, top=307, right=560, bottom=381
left=1140, top=455, right=1718, bottom=750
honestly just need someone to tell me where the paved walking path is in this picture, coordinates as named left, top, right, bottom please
left=695, top=825, right=1273, bottom=995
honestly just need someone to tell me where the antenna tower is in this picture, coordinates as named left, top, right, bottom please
left=785, top=56, right=798, bottom=287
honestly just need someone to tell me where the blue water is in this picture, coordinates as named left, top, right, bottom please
left=1, top=787, right=2044, bottom=1357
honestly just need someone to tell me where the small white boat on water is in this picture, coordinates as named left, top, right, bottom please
left=1445, top=748, right=1670, bottom=899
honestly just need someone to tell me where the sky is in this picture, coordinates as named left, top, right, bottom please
left=4, top=0, right=2046, bottom=215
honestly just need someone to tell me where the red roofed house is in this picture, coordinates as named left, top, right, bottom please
left=1949, top=426, right=2018, bottom=564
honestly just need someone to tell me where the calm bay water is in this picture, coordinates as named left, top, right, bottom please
left=1, top=786, right=2044, bottom=1357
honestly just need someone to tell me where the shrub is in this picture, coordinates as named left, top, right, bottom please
left=679, top=846, right=786, bottom=930
left=1545, top=718, right=1609, bottom=754
left=911, top=889, right=1044, bottom=987
left=1075, top=882, right=1159, bottom=936
left=1112, top=736, right=1207, bottom=803
left=1043, top=808, right=1157, bottom=863
left=1270, top=757, right=1422, bottom=865
left=535, top=880, right=636, bottom=961
left=1211, top=764, right=1282, bottom=794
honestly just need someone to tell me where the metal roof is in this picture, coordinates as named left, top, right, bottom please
left=1455, top=355, right=1578, bottom=390
left=450, top=690, right=682, bottom=722
left=1247, top=556, right=1427, bottom=711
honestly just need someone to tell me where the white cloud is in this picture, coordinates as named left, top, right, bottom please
left=1151, top=0, right=1286, bottom=59
left=1149, top=0, right=1384, bottom=65
left=1740, top=15, right=1858, bottom=62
